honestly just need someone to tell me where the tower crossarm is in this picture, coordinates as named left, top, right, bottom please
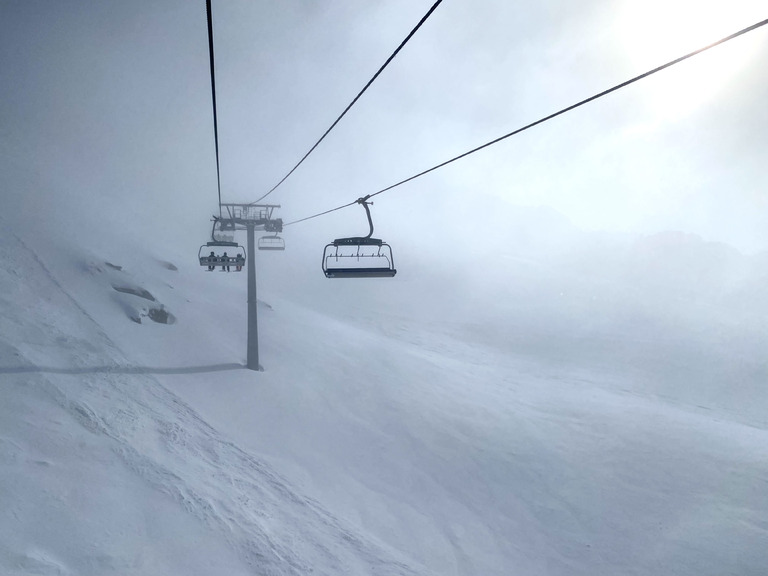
left=218, top=203, right=282, bottom=231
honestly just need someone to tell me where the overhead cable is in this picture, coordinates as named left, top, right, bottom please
left=285, top=16, right=768, bottom=227
left=251, top=0, right=444, bottom=205
left=206, top=0, right=223, bottom=218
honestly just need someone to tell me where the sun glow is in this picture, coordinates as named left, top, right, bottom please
left=616, top=0, right=766, bottom=121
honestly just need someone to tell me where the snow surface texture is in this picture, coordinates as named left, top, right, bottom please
left=2, top=211, right=768, bottom=576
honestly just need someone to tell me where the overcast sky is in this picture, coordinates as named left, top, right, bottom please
left=2, top=0, right=767, bottom=254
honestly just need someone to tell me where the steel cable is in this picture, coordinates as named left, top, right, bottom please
left=252, top=0, right=444, bottom=205
left=285, top=17, right=768, bottom=227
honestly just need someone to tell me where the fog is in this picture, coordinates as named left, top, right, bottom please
left=3, top=0, right=767, bottom=393
left=3, top=3, right=768, bottom=573
left=3, top=0, right=767, bottom=241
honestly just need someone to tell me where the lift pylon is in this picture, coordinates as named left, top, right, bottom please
left=201, top=203, right=283, bottom=371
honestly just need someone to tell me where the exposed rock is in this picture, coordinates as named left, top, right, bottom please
left=112, top=285, right=155, bottom=302
left=148, top=306, right=175, bottom=325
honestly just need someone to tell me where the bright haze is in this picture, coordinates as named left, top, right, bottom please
left=2, top=0, right=767, bottom=250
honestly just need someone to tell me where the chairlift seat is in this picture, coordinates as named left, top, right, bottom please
left=324, top=268, right=397, bottom=278
left=322, top=237, right=396, bottom=279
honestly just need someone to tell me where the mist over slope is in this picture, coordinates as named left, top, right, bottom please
left=3, top=0, right=767, bottom=572
left=2, top=198, right=767, bottom=575
left=1, top=225, right=432, bottom=575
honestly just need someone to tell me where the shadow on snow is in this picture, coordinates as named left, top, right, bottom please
left=0, top=363, right=246, bottom=375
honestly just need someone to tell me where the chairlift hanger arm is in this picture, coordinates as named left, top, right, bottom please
left=210, top=217, right=220, bottom=242
left=286, top=17, right=768, bottom=231
left=357, top=196, right=374, bottom=239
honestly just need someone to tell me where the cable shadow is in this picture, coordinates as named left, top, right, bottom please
left=0, top=363, right=247, bottom=375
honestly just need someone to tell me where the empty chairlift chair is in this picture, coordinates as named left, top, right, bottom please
left=258, top=234, right=286, bottom=251
left=322, top=197, right=397, bottom=278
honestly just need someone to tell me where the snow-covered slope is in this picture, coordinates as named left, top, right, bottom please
left=2, top=208, right=768, bottom=576
left=3, top=0, right=767, bottom=571
left=0, top=229, right=428, bottom=575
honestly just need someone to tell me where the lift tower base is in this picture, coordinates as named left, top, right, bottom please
left=246, top=222, right=260, bottom=371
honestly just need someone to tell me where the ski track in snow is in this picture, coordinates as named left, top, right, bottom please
left=0, top=232, right=426, bottom=575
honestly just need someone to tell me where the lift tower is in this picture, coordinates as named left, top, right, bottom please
left=216, top=203, right=282, bottom=371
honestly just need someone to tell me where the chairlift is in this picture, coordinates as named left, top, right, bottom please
left=198, top=241, right=246, bottom=271
left=258, top=234, right=286, bottom=251
left=322, top=197, right=396, bottom=278
left=199, top=220, right=246, bottom=271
